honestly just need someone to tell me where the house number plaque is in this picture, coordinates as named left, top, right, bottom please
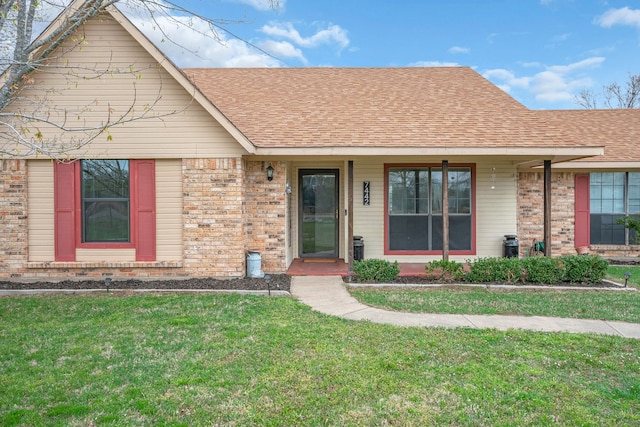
left=363, top=181, right=370, bottom=206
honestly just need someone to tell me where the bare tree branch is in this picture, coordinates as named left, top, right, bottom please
left=574, top=73, right=640, bottom=109
left=0, top=0, right=279, bottom=159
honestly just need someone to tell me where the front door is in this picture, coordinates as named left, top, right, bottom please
left=299, top=169, right=339, bottom=258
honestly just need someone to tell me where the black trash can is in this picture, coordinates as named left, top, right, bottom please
left=353, top=236, right=364, bottom=261
left=503, top=234, right=519, bottom=258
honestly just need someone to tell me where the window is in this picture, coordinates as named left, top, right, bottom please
left=590, top=172, right=640, bottom=245
left=54, top=160, right=156, bottom=261
left=386, top=165, right=473, bottom=253
left=81, top=160, right=130, bottom=243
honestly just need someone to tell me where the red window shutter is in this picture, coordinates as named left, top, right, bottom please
left=132, top=160, right=156, bottom=261
left=574, top=174, right=590, bottom=248
left=54, top=162, right=77, bottom=261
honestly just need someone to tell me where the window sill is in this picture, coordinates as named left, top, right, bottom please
left=27, top=261, right=183, bottom=269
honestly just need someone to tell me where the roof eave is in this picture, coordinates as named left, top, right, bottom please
left=552, top=161, right=640, bottom=169
left=253, top=146, right=604, bottom=159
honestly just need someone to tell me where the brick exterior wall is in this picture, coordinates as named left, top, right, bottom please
left=517, top=171, right=640, bottom=257
left=0, top=160, right=28, bottom=277
left=9, top=160, right=637, bottom=280
left=518, top=171, right=576, bottom=256
left=181, top=158, right=247, bottom=277
left=245, top=161, right=287, bottom=273
left=0, top=157, right=288, bottom=280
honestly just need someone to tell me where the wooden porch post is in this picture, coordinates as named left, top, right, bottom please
left=442, top=160, right=449, bottom=261
left=544, top=160, right=552, bottom=257
left=348, top=160, right=354, bottom=272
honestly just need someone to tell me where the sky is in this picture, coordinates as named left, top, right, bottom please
left=38, top=1, right=640, bottom=110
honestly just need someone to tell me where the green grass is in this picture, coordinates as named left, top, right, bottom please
left=1, top=293, right=639, bottom=425
left=350, top=266, right=640, bottom=323
left=607, top=265, right=640, bottom=288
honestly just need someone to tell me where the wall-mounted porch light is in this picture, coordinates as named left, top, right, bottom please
left=266, top=164, right=274, bottom=181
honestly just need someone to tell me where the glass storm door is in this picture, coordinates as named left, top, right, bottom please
left=299, top=170, right=339, bottom=258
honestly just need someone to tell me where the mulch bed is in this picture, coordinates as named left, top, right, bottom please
left=0, top=271, right=629, bottom=292
left=0, top=275, right=291, bottom=292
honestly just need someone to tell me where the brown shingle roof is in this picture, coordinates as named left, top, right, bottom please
left=184, top=67, right=594, bottom=152
left=537, top=109, right=640, bottom=163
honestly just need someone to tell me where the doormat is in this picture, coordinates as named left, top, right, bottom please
left=303, top=259, right=337, bottom=263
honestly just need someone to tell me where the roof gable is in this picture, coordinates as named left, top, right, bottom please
left=8, top=0, right=256, bottom=155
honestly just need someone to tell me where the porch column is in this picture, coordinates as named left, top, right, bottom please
left=442, top=160, right=449, bottom=261
left=348, top=160, right=354, bottom=272
left=544, top=159, right=552, bottom=257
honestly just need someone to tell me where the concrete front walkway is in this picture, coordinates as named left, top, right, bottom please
left=290, top=276, right=640, bottom=340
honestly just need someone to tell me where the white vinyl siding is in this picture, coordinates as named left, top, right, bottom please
left=155, top=159, right=183, bottom=261
left=7, top=17, right=246, bottom=160
left=27, top=161, right=55, bottom=261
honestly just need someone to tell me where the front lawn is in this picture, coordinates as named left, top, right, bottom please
left=1, top=294, right=639, bottom=425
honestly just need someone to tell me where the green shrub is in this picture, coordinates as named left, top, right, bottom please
left=466, top=255, right=609, bottom=285
left=520, top=256, right=564, bottom=284
left=465, top=257, right=525, bottom=284
left=560, top=255, right=609, bottom=284
left=353, top=259, right=400, bottom=282
left=424, top=259, right=466, bottom=281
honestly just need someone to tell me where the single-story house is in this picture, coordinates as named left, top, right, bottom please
left=0, top=1, right=638, bottom=279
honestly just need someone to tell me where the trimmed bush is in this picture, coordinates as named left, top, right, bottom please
left=466, top=255, right=609, bottom=285
left=353, top=259, right=400, bottom=282
left=520, top=257, right=564, bottom=284
left=424, top=260, right=466, bottom=281
left=465, top=257, right=525, bottom=284
left=561, top=254, right=609, bottom=284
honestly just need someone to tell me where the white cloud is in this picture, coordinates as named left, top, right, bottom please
left=259, top=40, right=307, bottom=63
left=260, top=21, right=349, bottom=50
left=448, top=46, right=470, bottom=54
left=483, top=69, right=531, bottom=90
left=596, top=7, right=640, bottom=29
left=483, top=57, right=604, bottom=105
left=131, top=15, right=280, bottom=67
left=547, top=56, right=605, bottom=73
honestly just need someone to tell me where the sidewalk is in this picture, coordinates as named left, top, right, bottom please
left=290, top=276, right=640, bottom=340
